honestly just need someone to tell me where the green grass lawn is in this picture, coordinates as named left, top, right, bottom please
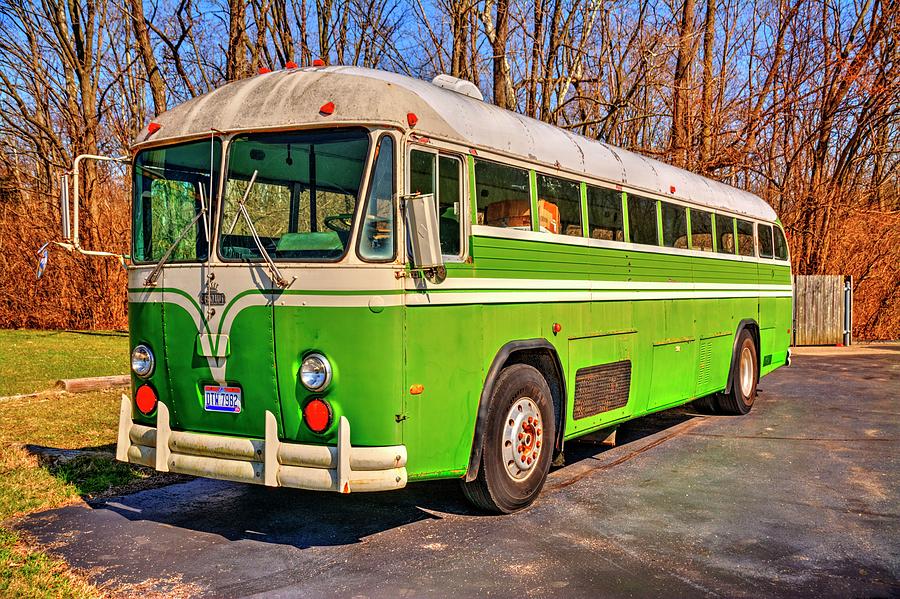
left=0, top=329, right=128, bottom=396
left=0, top=329, right=152, bottom=598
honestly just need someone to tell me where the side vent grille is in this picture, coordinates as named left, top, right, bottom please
left=697, top=340, right=712, bottom=390
left=573, top=360, right=632, bottom=420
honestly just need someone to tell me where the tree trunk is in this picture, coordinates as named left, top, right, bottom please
left=480, top=0, right=515, bottom=110
left=227, top=0, right=249, bottom=80
left=129, top=0, right=166, bottom=115
left=670, top=0, right=697, bottom=168
left=699, top=0, right=715, bottom=172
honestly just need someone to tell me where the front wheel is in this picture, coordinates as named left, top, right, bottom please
left=461, top=364, right=555, bottom=514
left=715, top=329, right=758, bottom=415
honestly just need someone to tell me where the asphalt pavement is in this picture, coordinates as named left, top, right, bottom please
left=13, top=344, right=900, bottom=598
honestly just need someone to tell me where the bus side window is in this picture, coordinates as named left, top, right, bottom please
left=661, top=201, right=688, bottom=248
left=358, top=135, right=395, bottom=261
left=736, top=219, right=755, bottom=256
left=716, top=214, right=735, bottom=254
left=758, top=224, right=774, bottom=258
left=537, top=173, right=580, bottom=236
left=474, top=159, right=531, bottom=230
left=437, top=155, right=462, bottom=256
left=627, top=195, right=659, bottom=246
left=409, top=149, right=435, bottom=196
left=774, top=226, right=788, bottom=261
left=586, top=185, right=624, bottom=241
left=690, top=208, right=714, bottom=251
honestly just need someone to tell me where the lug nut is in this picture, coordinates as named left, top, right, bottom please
left=518, top=432, right=524, bottom=440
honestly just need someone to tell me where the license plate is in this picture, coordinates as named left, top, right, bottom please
left=203, top=385, right=242, bottom=413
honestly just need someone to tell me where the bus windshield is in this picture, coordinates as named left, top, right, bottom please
left=132, top=138, right=221, bottom=263
left=219, top=128, right=370, bottom=262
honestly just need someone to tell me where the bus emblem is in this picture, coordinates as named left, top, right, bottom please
left=200, top=283, right=226, bottom=306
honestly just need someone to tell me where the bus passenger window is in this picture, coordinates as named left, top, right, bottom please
left=358, top=136, right=395, bottom=261
left=758, top=224, right=774, bottom=258
left=736, top=219, right=755, bottom=256
left=537, top=174, right=580, bottom=236
left=475, top=159, right=531, bottom=230
left=716, top=214, right=735, bottom=254
left=774, top=226, right=788, bottom=261
left=690, top=209, right=713, bottom=251
left=661, top=202, right=688, bottom=248
left=437, top=156, right=463, bottom=256
left=587, top=185, right=623, bottom=241
left=409, top=150, right=435, bottom=196
left=627, top=195, right=659, bottom=246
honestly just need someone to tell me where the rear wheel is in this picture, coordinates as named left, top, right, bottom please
left=715, top=329, right=758, bottom=415
left=461, top=364, right=555, bottom=514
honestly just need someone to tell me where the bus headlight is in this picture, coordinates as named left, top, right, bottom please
left=131, top=344, right=155, bottom=378
left=300, top=353, right=332, bottom=391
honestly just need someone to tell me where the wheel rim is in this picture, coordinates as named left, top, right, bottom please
left=739, top=346, right=754, bottom=397
left=501, top=397, right=543, bottom=481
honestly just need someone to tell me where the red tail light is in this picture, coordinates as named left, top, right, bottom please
left=303, top=398, right=332, bottom=433
left=135, top=384, right=158, bottom=415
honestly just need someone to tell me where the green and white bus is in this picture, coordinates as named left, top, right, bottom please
left=100, top=66, right=791, bottom=513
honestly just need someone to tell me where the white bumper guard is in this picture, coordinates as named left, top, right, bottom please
left=115, top=395, right=407, bottom=493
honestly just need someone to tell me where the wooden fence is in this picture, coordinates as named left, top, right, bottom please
left=792, top=275, right=851, bottom=346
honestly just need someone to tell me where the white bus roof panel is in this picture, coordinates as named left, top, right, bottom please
left=138, top=66, right=777, bottom=222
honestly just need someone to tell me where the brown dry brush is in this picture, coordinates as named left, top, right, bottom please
left=0, top=167, right=129, bottom=330
left=0, top=0, right=898, bottom=339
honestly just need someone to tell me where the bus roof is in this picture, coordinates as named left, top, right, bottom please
left=137, top=66, right=777, bottom=223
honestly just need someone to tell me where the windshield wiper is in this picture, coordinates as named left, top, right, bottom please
left=230, top=170, right=294, bottom=289
left=144, top=206, right=206, bottom=287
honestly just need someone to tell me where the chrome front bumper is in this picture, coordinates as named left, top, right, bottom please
left=115, top=395, right=407, bottom=493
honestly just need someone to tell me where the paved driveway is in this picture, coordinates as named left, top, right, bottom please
left=14, top=345, right=900, bottom=597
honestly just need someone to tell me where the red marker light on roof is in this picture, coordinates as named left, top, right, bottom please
left=258, top=67, right=272, bottom=74
left=319, top=102, right=335, bottom=116
left=147, top=122, right=161, bottom=135
left=285, top=61, right=298, bottom=69
left=670, top=185, right=676, bottom=194
left=407, top=112, right=418, bottom=127
left=312, top=58, right=325, bottom=67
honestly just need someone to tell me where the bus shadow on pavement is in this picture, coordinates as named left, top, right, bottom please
left=560, top=404, right=700, bottom=466
left=77, top=404, right=702, bottom=550
left=92, top=475, right=475, bottom=548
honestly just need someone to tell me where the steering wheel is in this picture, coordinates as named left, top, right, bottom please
left=324, top=213, right=353, bottom=232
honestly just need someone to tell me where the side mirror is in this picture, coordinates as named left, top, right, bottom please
left=403, top=193, right=445, bottom=282
left=59, top=174, right=71, bottom=241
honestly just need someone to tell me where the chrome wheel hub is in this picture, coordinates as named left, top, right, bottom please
left=739, top=346, right=754, bottom=397
left=502, top=397, right=543, bottom=481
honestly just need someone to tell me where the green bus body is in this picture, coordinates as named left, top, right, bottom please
left=120, top=67, right=791, bottom=494
left=126, top=156, right=791, bottom=484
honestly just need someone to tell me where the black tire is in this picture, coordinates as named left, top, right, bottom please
left=692, top=394, right=719, bottom=414
left=715, top=329, right=758, bottom=415
left=461, top=364, right=555, bottom=514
